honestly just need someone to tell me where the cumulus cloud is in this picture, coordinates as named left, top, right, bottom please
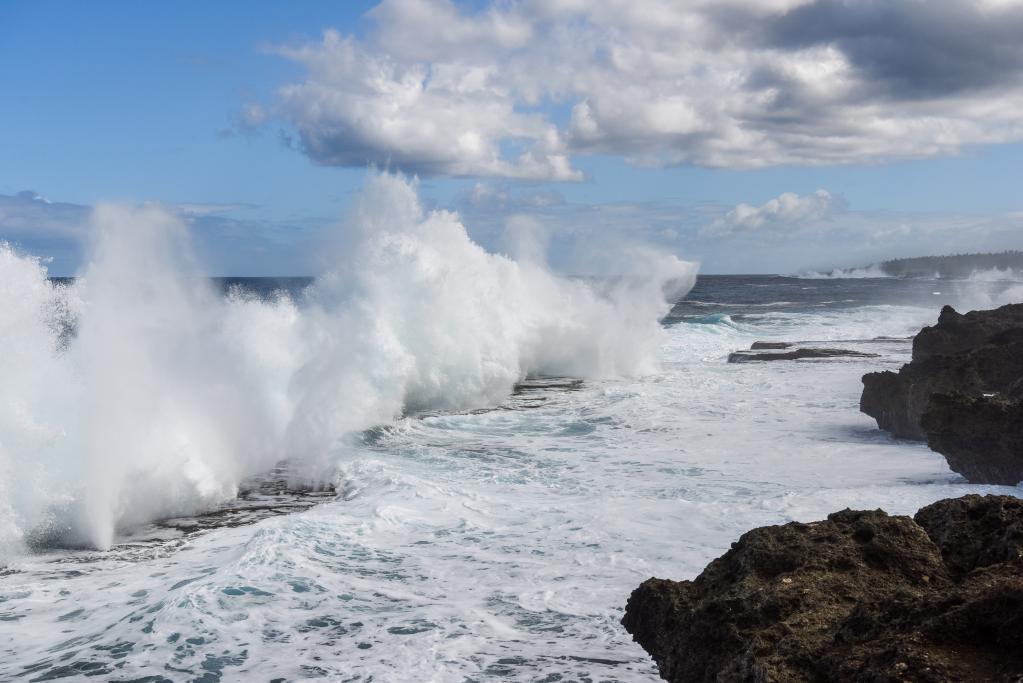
left=272, top=29, right=578, bottom=180
left=704, top=189, right=838, bottom=236
left=267, top=0, right=1023, bottom=178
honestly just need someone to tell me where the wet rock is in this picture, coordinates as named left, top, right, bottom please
left=622, top=495, right=1023, bottom=683
left=860, top=303, right=1023, bottom=440
left=113, top=465, right=336, bottom=547
left=750, top=341, right=793, bottom=350
left=860, top=358, right=978, bottom=440
left=729, top=347, right=879, bottom=363
left=921, top=394, right=1023, bottom=485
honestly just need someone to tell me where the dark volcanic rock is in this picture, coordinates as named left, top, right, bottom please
left=751, top=341, right=793, bottom=350
left=860, top=303, right=1023, bottom=440
left=622, top=495, right=1023, bottom=683
left=860, top=358, right=981, bottom=441
left=921, top=394, right=1023, bottom=485
left=912, top=304, right=1023, bottom=362
left=913, top=495, right=1023, bottom=576
left=729, top=347, right=879, bottom=363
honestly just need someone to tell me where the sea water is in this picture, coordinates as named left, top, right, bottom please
left=2, top=183, right=1022, bottom=681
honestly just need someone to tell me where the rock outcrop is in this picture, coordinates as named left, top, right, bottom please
left=622, top=494, right=1023, bottom=683
left=729, top=347, right=879, bottom=363
left=921, top=393, right=1023, bottom=485
left=860, top=304, right=1023, bottom=441
left=751, top=341, right=793, bottom=350
left=913, top=495, right=1023, bottom=576
left=911, top=304, right=1023, bottom=362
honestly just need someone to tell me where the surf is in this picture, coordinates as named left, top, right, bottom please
left=0, top=173, right=696, bottom=554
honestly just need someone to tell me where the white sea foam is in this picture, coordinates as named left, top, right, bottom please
left=1, top=296, right=1018, bottom=682
left=0, top=174, right=696, bottom=553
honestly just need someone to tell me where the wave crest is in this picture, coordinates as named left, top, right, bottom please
left=0, top=174, right=696, bottom=552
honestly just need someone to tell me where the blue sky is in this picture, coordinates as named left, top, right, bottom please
left=2, top=1, right=1023, bottom=275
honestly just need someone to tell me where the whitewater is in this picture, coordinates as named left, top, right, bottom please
left=1, top=175, right=1022, bottom=681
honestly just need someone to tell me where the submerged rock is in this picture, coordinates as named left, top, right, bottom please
left=729, top=347, right=878, bottom=363
left=860, top=304, right=1023, bottom=441
left=622, top=494, right=1023, bottom=683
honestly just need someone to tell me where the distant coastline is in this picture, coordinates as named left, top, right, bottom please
left=811, top=250, right=1023, bottom=279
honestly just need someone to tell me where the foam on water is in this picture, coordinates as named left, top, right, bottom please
left=2, top=296, right=1020, bottom=681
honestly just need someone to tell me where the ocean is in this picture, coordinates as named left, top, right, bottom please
left=2, top=176, right=1022, bottom=681
left=2, top=269, right=1021, bottom=682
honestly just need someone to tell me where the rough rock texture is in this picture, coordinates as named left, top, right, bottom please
left=860, top=304, right=1023, bottom=440
left=921, top=394, right=1023, bottom=485
left=912, top=304, right=1023, bottom=362
left=751, top=341, right=793, bottom=350
left=622, top=495, right=1023, bottom=683
left=729, top=348, right=879, bottom=363
left=913, top=495, right=1023, bottom=576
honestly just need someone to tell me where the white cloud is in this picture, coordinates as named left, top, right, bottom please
left=267, top=0, right=1023, bottom=179
left=273, top=29, right=579, bottom=180
left=704, top=189, right=836, bottom=236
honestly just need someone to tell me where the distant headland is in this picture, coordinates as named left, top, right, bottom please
left=818, top=250, right=1023, bottom=279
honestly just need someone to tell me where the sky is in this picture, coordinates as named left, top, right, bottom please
left=2, top=0, right=1023, bottom=275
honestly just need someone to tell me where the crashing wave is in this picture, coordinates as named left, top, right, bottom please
left=0, top=174, right=697, bottom=553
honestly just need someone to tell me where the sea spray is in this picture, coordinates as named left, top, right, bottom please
left=0, top=174, right=697, bottom=553
left=0, top=246, right=80, bottom=554
left=286, top=175, right=697, bottom=456
left=72, top=204, right=296, bottom=549
left=796, top=264, right=891, bottom=279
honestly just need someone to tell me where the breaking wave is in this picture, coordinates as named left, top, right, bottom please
left=0, top=174, right=696, bottom=553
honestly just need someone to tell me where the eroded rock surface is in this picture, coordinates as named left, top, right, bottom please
left=860, top=304, right=1023, bottom=441
left=920, top=393, right=1023, bottom=485
left=912, top=304, right=1023, bottom=362
left=623, top=494, right=1023, bottom=683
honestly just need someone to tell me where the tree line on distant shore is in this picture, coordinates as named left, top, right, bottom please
left=878, top=250, right=1023, bottom=278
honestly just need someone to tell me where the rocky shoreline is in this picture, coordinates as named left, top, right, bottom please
left=623, top=495, right=1023, bottom=682
left=626, top=303, right=1023, bottom=681
left=860, top=303, right=1023, bottom=484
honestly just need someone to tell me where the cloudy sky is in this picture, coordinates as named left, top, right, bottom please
left=2, top=0, right=1023, bottom=275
